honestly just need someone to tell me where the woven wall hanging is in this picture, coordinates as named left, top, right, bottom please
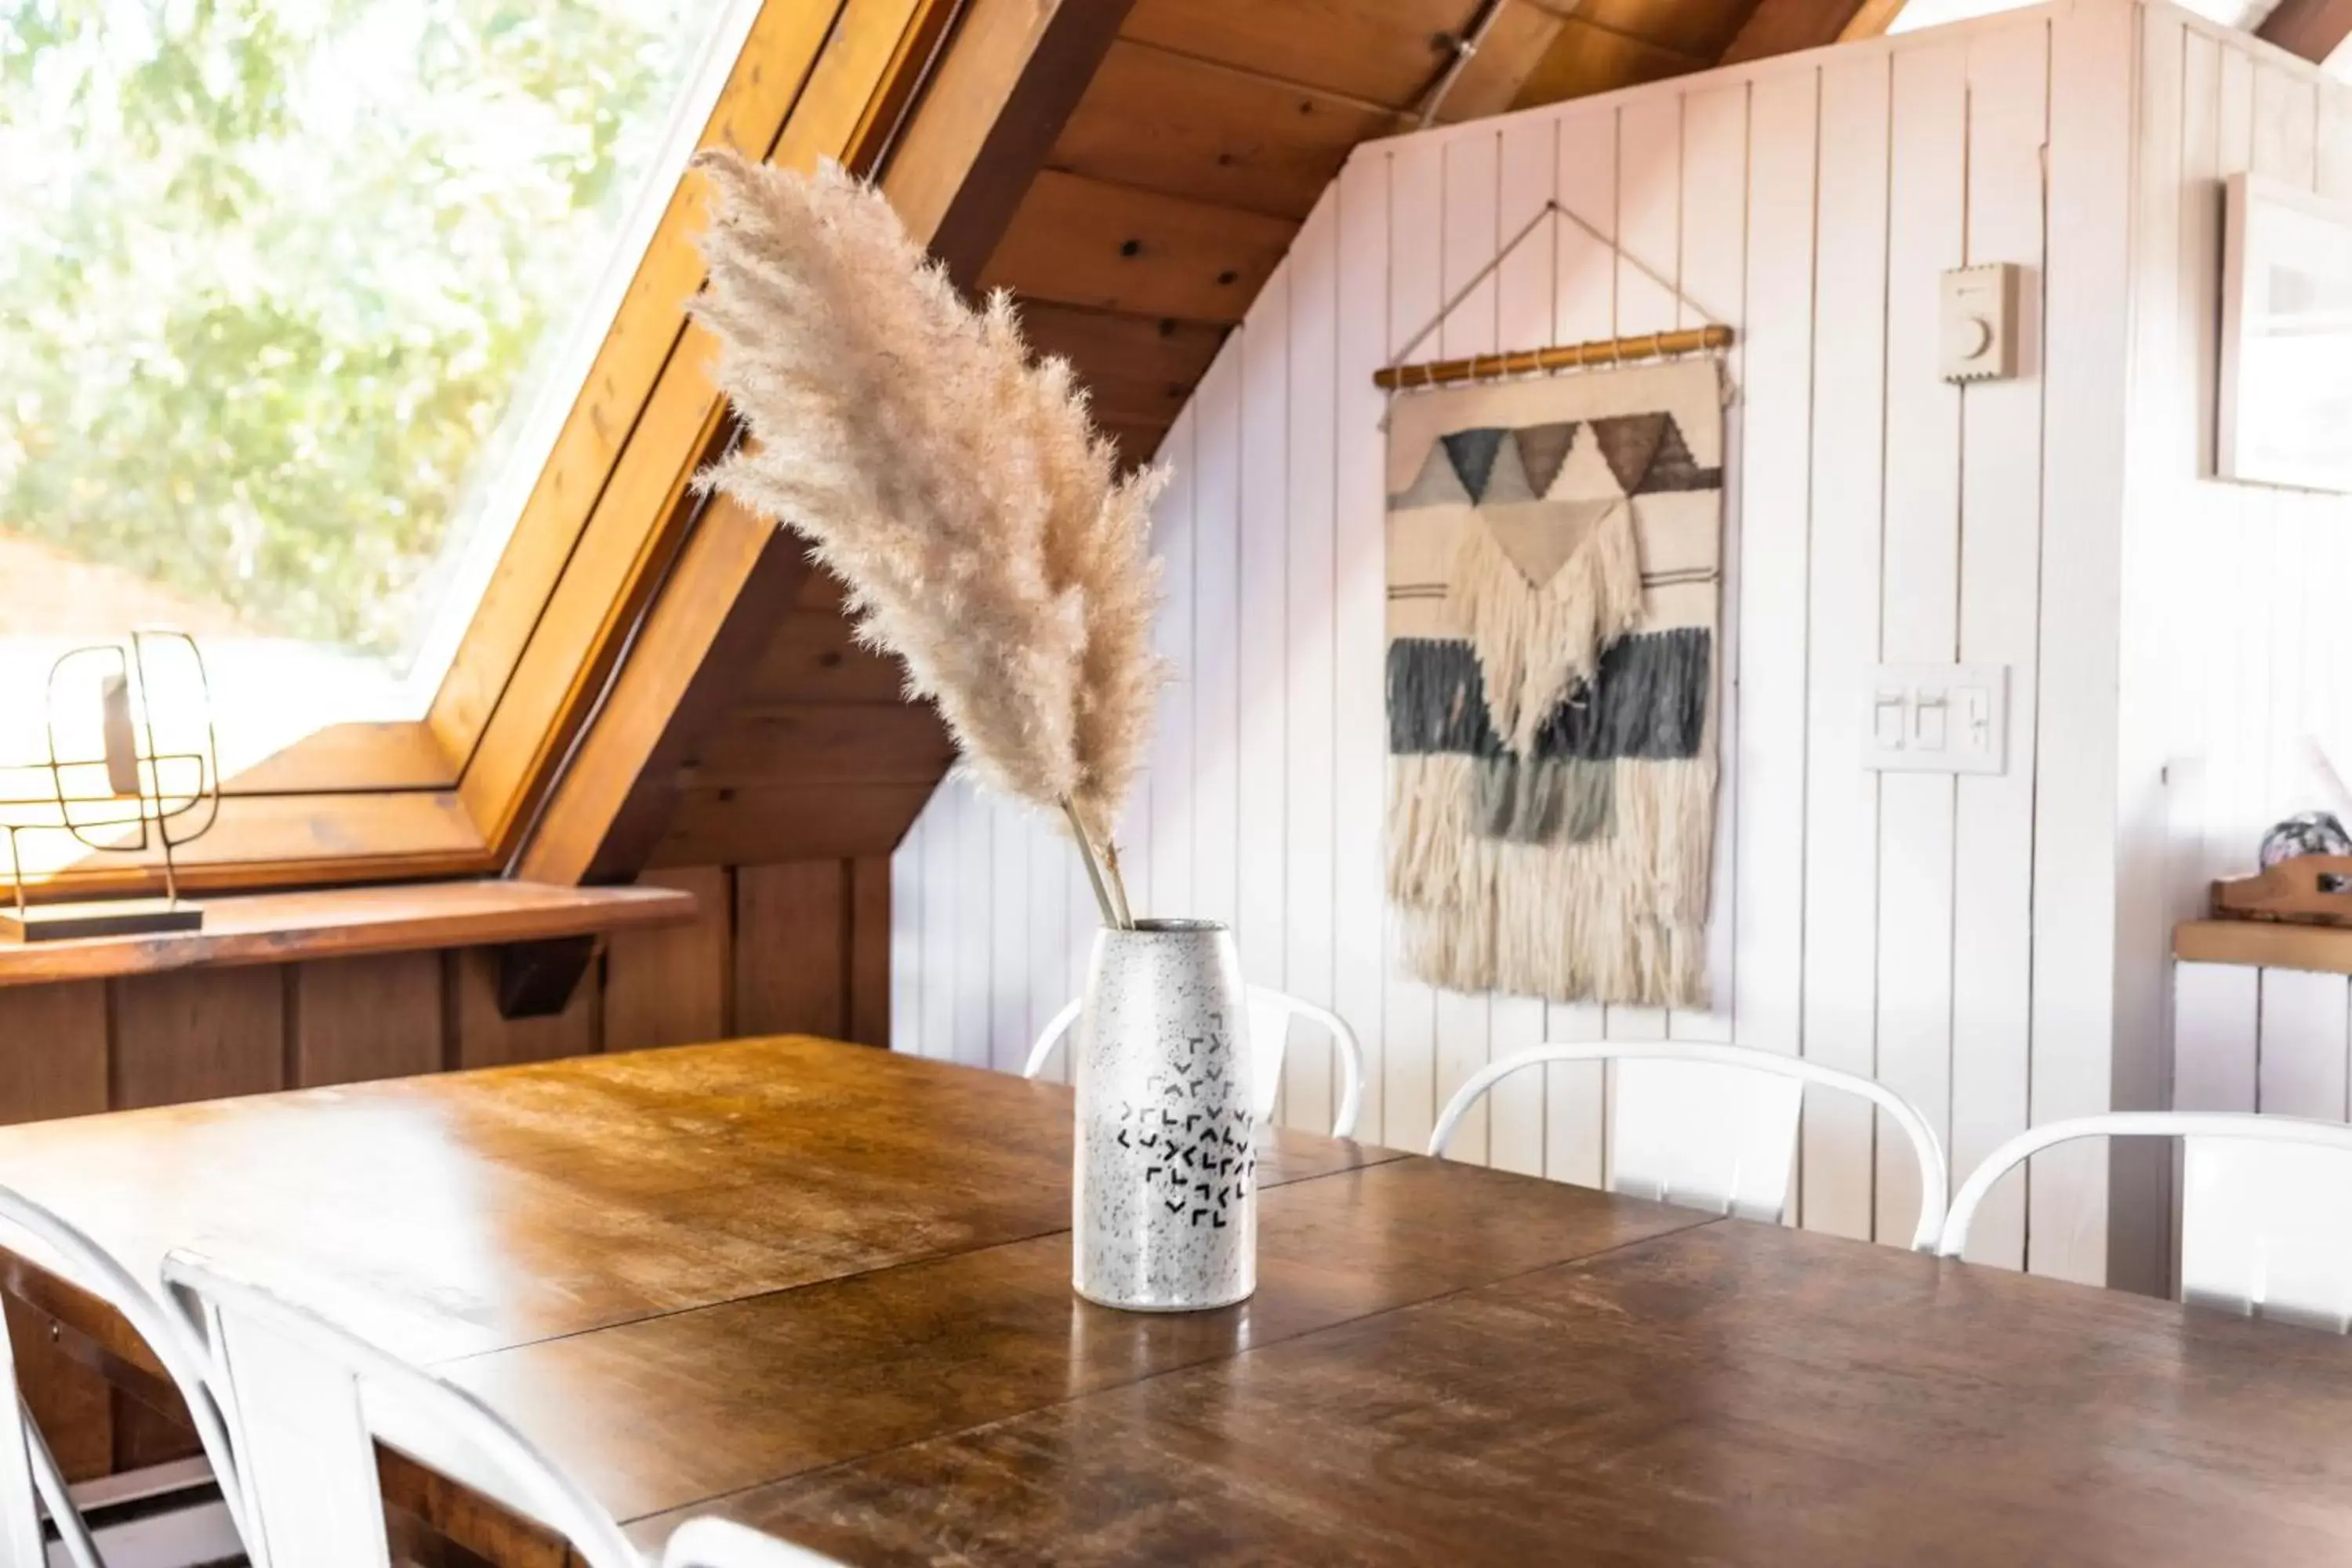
left=1385, top=358, right=1726, bottom=1007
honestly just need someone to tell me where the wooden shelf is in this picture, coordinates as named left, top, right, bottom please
left=2173, top=919, right=2352, bottom=976
left=0, top=880, right=695, bottom=986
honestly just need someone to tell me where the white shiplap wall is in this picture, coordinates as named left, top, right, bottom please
left=2152, top=20, right=2352, bottom=1130
left=894, top=0, right=2159, bottom=1283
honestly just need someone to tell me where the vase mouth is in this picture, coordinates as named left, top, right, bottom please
left=1115, top=918, right=1226, bottom=935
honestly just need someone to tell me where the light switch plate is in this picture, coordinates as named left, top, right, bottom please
left=1863, top=663, right=2008, bottom=775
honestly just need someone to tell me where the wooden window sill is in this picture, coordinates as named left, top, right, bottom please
left=2173, top=920, right=2352, bottom=976
left=0, top=881, right=695, bottom=986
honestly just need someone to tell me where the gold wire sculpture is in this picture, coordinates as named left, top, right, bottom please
left=1, top=629, right=221, bottom=942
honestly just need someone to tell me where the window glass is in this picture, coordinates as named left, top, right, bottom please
left=0, top=0, right=751, bottom=783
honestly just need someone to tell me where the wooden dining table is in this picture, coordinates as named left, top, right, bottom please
left=0, top=1034, right=2350, bottom=1566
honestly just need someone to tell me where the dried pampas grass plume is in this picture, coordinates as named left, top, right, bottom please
left=686, top=150, right=1165, bottom=927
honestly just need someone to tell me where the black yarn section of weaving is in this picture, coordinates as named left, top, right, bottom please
left=1388, top=628, right=1711, bottom=760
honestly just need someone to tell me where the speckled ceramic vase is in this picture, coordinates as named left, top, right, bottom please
left=1072, top=919, right=1258, bottom=1312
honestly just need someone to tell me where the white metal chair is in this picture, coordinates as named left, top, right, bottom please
left=1940, top=1112, right=2352, bottom=1330
left=0, top=1185, right=254, bottom=1568
left=1022, top=989, right=1367, bottom=1139
left=164, top=1247, right=647, bottom=1568
left=1428, top=1040, right=1949, bottom=1251
left=661, top=1515, right=842, bottom=1567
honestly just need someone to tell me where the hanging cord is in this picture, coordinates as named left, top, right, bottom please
left=1378, top=200, right=1733, bottom=426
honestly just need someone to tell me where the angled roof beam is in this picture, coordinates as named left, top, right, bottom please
left=1718, top=0, right=1896, bottom=64
left=516, top=0, right=1138, bottom=888
left=2259, top=0, right=2352, bottom=64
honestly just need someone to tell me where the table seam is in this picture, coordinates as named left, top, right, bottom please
left=426, top=1147, right=1416, bottom=1370
left=613, top=1212, right=1726, bottom=1528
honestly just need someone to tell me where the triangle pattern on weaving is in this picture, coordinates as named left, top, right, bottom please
left=1391, top=440, right=1472, bottom=508
left=1512, top=422, right=1578, bottom=499
left=1479, top=434, right=1539, bottom=506
left=1441, top=427, right=1508, bottom=503
left=1588, top=412, right=1671, bottom=494
left=1542, top=422, right=1632, bottom=505
left=1642, top=416, right=1716, bottom=492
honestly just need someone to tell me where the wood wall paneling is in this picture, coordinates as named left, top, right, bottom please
left=452, top=948, right=601, bottom=1070
left=292, top=954, right=446, bottom=1087
left=0, top=985, right=107, bottom=1126
left=109, top=968, right=285, bottom=1110
left=895, top=4, right=2233, bottom=1287
left=735, top=862, right=851, bottom=1040
left=604, top=866, right=735, bottom=1053
left=2157, top=23, right=2352, bottom=1172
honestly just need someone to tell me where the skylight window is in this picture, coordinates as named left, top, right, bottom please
left=0, top=0, right=753, bottom=776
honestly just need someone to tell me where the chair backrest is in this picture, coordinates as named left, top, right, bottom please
left=1939, top=1112, right=2352, bottom=1330
left=660, top=1515, right=842, bottom=1567
left=161, top=1249, right=644, bottom=1568
left=0, top=1185, right=251, bottom=1568
left=1021, top=988, right=1366, bottom=1139
left=1428, top=1041, right=1949, bottom=1251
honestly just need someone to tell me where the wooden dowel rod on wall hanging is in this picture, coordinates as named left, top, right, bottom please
left=1374, top=325, right=1735, bottom=390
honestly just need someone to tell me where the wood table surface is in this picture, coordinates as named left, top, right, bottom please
left=2, top=1036, right=2351, bottom=1566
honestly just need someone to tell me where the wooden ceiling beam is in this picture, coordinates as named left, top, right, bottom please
left=1717, top=0, right=1871, bottom=64
left=2259, top=0, right=2352, bottom=64
left=1428, top=0, right=1571, bottom=122
left=888, top=0, right=1142, bottom=289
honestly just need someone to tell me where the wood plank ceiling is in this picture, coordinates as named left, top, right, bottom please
left=969, top=0, right=1868, bottom=470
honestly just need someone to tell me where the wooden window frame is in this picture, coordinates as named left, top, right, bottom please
left=33, top=0, right=958, bottom=902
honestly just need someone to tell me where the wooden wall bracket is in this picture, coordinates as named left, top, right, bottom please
left=495, top=935, right=600, bottom=1021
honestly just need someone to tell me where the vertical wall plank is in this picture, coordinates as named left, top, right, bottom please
left=1874, top=38, right=1968, bottom=1246
left=1238, top=257, right=1294, bottom=1096
left=1486, top=114, right=1562, bottom=1176
left=1284, top=192, right=1342, bottom=1136
left=2259, top=968, right=2350, bottom=1120
left=292, top=954, right=445, bottom=1086
left=1674, top=80, right=1750, bottom=1047
left=603, top=865, right=731, bottom=1053
left=1383, top=132, right=1444, bottom=1156
left=1605, top=90, right=1682, bottom=1048
left=1735, top=66, right=1817, bottom=1236
left=735, top=860, right=849, bottom=1040
left=890, top=800, right=923, bottom=1054
left=2173, top=962, right=2259, bottom=1112
left=1544, top=103, right=1619, bottom=1188
left=914, top=783, right=956, bottom=1059
left=950, top=784, right=992, bottom=1068
left=1801, top=53, right=1891, bottom=1242
left=848, top=856, right=891, bottom=1047
left=1331, top=149, right=1392, bottom=1149
left=111, top=968, right=284, bottom=1109
left=1192, top=339, right=1247, bottom=936
left=451, top=949, right=599, bottom=1069
left=0, top=984, right=107, bottom=1124
left=1432, top=128, right=1501, bottom=1164
left=1151, top=407, right=1200, bottom=924
left=989, top=797, right=1030, bottom=1073
left=1032, top=804, right=1075, bottom=1076
left=1947, top=19, right=2049, bottom=1272
left=2120, top=8, right=2190, bottom=1298
left=2033, top=0, right=2140, bottom=1287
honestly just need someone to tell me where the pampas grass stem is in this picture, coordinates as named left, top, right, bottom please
left=1062, top=797, right=1127, bottom=930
